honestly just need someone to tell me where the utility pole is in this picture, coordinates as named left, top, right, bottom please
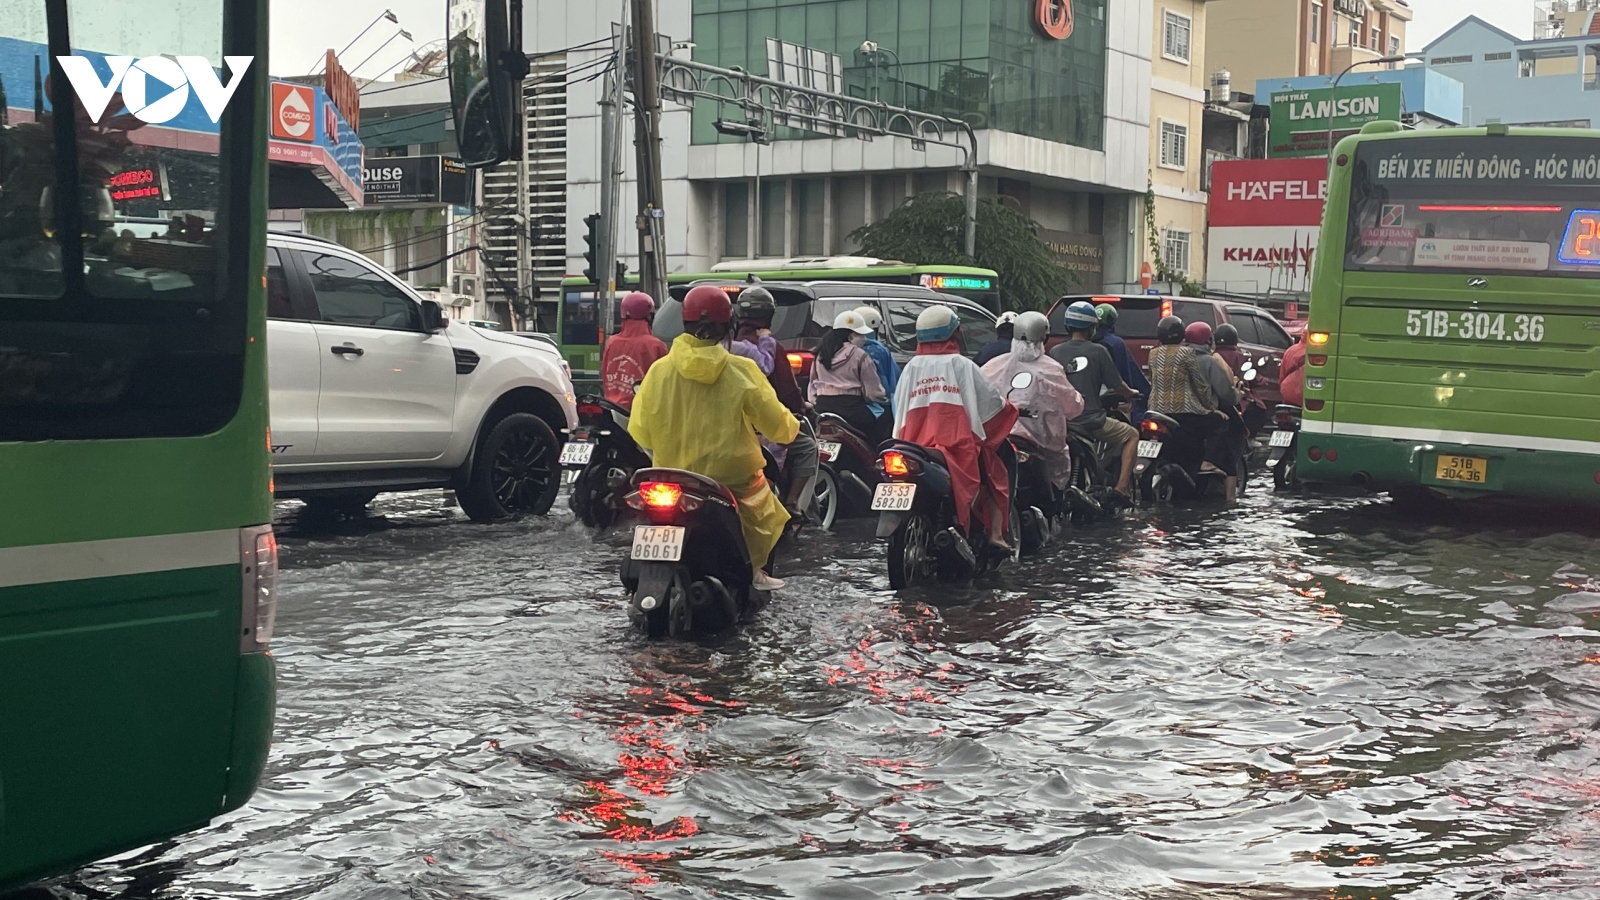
left=596, top=7, right=629, bottom=332
left=629, top=0, right=668, bottom=303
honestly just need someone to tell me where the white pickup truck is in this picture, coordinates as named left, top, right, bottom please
left=265, top=232, right=576, bottom=520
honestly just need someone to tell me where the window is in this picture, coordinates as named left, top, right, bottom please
left=1226, top=310, right=1263, bottom=345
left=1391, top=36, right=1403, bottom=57
left=1162, top=10, right=1192, bottom=62
left=1172, top=299, right=1214, bottom=327
left=1484, top=51, right=1512, bottom=62
left=1431, top=54, right=1473, bottom=65
left=266, top=248, right=295, bottom=320
left=1310, top=4, right=1321, bottom=43
left=951, top=303, right=998, bottom=355
left=792, top=178, right=825, bottom=256
left=1371, top=28, right=1380, bottom=51
left=1160, top=121, right=1189, bottom=169
left=300, top=252, right=421, bottom=330
left=758, top=180, right=787, bottom=257
left=1255, top=315, right=1293, bottom=350
left=882, top=300, right=926, bottom=350
left=1163, top=229, right=1192, bottom=274
left=724, top=182, right=749, bottom=258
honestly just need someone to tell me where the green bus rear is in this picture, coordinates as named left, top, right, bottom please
left=1300, top=124, right=1600, bottom=505
left=558, top=263, right=1000, bottom=375
left=0, top=0, right=275, bottom=888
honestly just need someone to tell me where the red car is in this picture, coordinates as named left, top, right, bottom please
left=1044, top=295, right=1298, bottom=407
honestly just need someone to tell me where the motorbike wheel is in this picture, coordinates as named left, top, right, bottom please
left=1153, top=468, right=1177, bottom=505
left=1019, top=507, right=1046, bottom=556
left=887, top=513, right=935, bottom=589
left=815, top=466, right=840, bottom=532
left=1274, top=451, right=1299, bottom=492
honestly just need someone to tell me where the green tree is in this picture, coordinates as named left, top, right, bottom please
left=848, top=192, right=1077, bottom=311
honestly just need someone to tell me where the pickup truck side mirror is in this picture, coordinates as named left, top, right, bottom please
left=420, top=300, right=447, bottom=333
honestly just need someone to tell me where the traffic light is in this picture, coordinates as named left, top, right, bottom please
left=615, top=261, right=628, bottom=288
left=581, top=213, right=601, bottom=284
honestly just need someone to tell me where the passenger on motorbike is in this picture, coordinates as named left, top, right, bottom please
left=1213, top=323, right=1266, bottom=434
left=1093, top=303, right=1150, bottom=421
left=894, top=305, right=1020, bottom=554
left=1147, top=316, right=1233, bottom=488
left=973, top=311, right=1019, bottom=367
left=630, top=285, right=800, bottom=591
left=601, top=291, right=669, bottom=410
left=980, top=311, right=1083, bottom=489
left=1048, top=301, right=1141, bottom=499
left=811, top=310, right=889, bottom=443
left=1278, top=333, right=1307, bottom=407
left=734, top=286, right=820, bottom=514
left=854, top=305, right=900, bottom=430
left=1185, top=322, right=1241, bottom=412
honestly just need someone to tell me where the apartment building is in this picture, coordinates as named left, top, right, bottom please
left=1149, top=0, right=1214, bottom=282
left=1206, top=0, right=1412, bottom=95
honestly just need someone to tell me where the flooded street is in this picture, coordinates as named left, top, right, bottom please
left=33, top=492, right=1600, bottom=898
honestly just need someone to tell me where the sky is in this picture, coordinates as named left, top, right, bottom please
left=268, top=0, right=1539, bottom=79
left=1406, top=0, right=1536, bottom=50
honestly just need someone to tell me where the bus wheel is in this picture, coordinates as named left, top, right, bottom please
left=459, top=413, right=561, bottom=521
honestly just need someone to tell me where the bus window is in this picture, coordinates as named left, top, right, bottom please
left=562, top=291, right=600, bottom=345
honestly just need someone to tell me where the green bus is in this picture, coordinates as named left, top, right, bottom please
left=1, top=0, right=275, bottom=888
left=1299, top=122, right=1600, bottom=506
left=557, top=259, right=1000, bottom=373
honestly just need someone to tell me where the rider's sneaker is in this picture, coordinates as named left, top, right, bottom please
left=752, top=570, right=786, bottom=591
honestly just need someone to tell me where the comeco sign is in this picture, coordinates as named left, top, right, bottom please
left=56, top=55, right=252, bottom=124
left=1033, top=0, right=1074, bottom=39
left=272, top=82, right=315, bottom=142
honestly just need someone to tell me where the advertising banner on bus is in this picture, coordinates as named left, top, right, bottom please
left=1206, top=158, right=1329, bottom=295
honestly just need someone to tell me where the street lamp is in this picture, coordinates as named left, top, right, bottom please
left=350, top=29, right=415, bottom=78
left=858, top=41, right=903, bottom=106
left=715, top=117, right=770, bottom=257
left=308, top=9, right=399, bottom=74
left=1326, top=54, right=1412, bottom=157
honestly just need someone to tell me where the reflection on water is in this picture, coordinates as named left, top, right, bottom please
left=24, top=491, right=1600, bottom=898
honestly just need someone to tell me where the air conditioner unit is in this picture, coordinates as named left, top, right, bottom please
left=454, top=275, right=479, bottom=296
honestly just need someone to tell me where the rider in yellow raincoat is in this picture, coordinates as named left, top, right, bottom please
left=629, top=286, right=800, bottom=590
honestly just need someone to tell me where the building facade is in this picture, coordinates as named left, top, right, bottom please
left=1207, top=0, right=1411, bottom=94
left=1419, top=10, right=1600, bottom=128
left=1148, top=0, right=1213, bottom=284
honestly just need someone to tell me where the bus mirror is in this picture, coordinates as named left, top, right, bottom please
left=448, top=0, right=526, bottom=169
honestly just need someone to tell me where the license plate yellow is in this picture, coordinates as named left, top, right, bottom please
left=1434, top=455, right=1488, bottom=484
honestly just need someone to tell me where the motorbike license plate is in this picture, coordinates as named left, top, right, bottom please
left=631, top=525, right=686, bottom=561
left=1269, top=430, right=1295, bottom=448
left=1137, top=440, right=1164, bottom=459
left=818, top=441, right=842, bottom=463
left=560, top=441, right=596, bottom=466
left=871, top=482, right=917, bottom=511
left=1435, top=454, right=1488, bottom=485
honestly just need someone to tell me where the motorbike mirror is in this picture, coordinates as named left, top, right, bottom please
left=1010, top=371, right=1034, bottom=391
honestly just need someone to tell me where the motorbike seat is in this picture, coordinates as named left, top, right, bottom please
left=1143, top=410, right=1182, bottom=430
left=818, top=412, right=872, bottom=445
left=1067, top=422, right=1096, bottom=441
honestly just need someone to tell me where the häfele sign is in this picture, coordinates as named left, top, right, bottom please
left=1268, top=82, right=1402, bottom=158
left=1206, top=158, right=1328, bottom=294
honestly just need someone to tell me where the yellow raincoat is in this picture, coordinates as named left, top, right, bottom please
left=629, top=334, right=800, bottom=568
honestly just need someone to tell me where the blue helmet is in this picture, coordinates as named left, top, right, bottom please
left=915, top=305, right=961, bottom=342
left=1063, top=300, right=1098, bottom=330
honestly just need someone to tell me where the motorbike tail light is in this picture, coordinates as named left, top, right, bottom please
left=638, top=481, right=683, bottom=509
left=1309, top=354, right=1327, bottom=366
left=1140, top=418, right=1167, bottom=438
left=1305, top=399, right=1326, bottom=411
left=1274, top=410, right=1297, bottom=427
left=577, top=402, right=606, bottom=420
left=879, top=450, right=921, bottom=477
left=787, top=351, right=815, bottom=378
left=1308, top=446, right=1323, bottom=461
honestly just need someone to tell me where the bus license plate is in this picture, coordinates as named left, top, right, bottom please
left=1435, top=455, right=1488, bottom=485
left=818, top=441, right=842, bottom=462
left=871, top=482, right=917, bottom=511
left=631, top=526, right=686, bottom=561
left=560, top=441, right=595, bottom=466
left=1137, top=440, right=1163, bottom=459
left=1269, top=430, right=1295, bottom=448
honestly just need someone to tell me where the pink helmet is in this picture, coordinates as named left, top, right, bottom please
left=620, top=291, right=656, bottom=320
left=1184, top=321, right=1213, bottom=346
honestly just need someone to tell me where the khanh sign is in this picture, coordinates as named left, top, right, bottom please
left=1206, top=158, right=1329, bottom=294
left=1268, top=83, right=1402, bottom=158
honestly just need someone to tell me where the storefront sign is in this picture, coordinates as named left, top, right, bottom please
left=362, top=155, right=472, bottom=205
left=1206, top=158, right=1328, bottom=294
left=1033, top=0, right=1074, bottom=40
left=1268, top=83, right=1402, bottom=158
left=1038, top=229, right=1103, bottom=291
left=109, top=164, right=169, bottom=202
left=271, top=82, right=315, bottom=142
left=268, top=78, right=363, bottom=206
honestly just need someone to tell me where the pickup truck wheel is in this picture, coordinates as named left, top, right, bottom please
left=458, top=412, right=560, bottom=520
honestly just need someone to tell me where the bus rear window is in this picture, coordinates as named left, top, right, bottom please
left=1346, top=135, right=1600, bottom=277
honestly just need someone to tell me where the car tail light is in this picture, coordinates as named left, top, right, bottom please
left=638, top=481, right=683, bottom=509
left=788, top=351, right=815, bottom=378
left=1160, top=299, right=1173, bottom=319
left=1309, top=355, right=1327, bottom=366
left=1308, top=446, right=1323, bottom=461
left=239, top=525, right=279, bottom=651
left=577, top=401, right=606, bottom=420
left=1305, top=399, right=1326, bottom=411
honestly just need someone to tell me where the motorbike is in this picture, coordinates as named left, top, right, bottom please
left=563, top=395, right=651, bottom=530
left=617, top=468, right=763, bottom=638
left=1001, top=371, right=1072, bottom=555
left=874, top=374, right=1023, bottom=588
left=1133, top=412, right=1233, bottom=504
left=815, top=412, right=883, bottom=531
left=1267, top=403, right=1302, bottom=491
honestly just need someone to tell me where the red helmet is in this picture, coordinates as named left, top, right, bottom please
left=620, top=291, right=656, bottom=320
left=1185, top=322, right=1213, bottom=346
left=682, top=285, right=733, bottom=324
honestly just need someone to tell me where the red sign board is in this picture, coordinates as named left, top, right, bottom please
left=1033, top=0, right=1074, bottom=39
left=1208, top=158, right=1330, bottom=228
left=271, top=82, right=316, bottom=142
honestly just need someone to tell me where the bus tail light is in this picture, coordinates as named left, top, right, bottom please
left=1325, top=448, right=1339, bottom=462
left=1308, top=446, right=1323, bottom=461
left=239, top=525, right=279, bottom=652
left=1305, top=399, right=1326, bottom=411
left=1309, top=355, right=1327, bottom=366
left=1309, top=332, right=1330, bottom=346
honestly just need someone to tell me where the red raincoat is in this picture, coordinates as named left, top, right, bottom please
left=892, top=339, right=1018, bottom=534
left=601, top=319, right=668, bottom=410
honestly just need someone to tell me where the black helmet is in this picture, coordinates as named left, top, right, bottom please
left=736, top=286, right=776, bottom=320
left=1214, top=323, right=1240, bottom=347
left=1156, top=315, right=1186, bottom=345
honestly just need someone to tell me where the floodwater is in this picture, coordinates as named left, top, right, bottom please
left=28, top=490, right=1600, bottom=898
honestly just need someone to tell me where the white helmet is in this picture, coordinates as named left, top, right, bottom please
left=1014, top=310, right=1049, bottom=344
left=832, top=310, right=874, bottom=334
left=996, top=311, right=1020, bottom=327
left=915, top=304, right=961, bottom=342
left=854, top=306, right=884, bottom=331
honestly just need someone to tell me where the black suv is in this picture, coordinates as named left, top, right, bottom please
left=655, top=280, right=999, bottom=379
